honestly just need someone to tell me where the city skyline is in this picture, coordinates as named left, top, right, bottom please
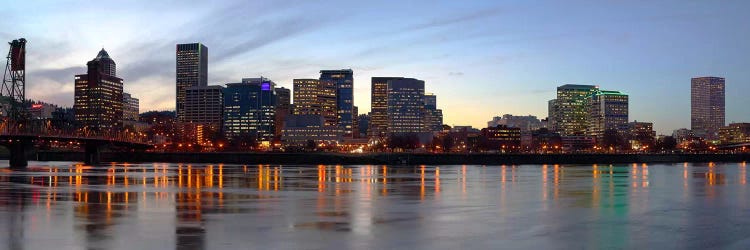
left=3, top=1, right=750, bottom=134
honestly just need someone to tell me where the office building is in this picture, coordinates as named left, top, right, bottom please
left=550, top=84, right=598, bottom=136
left=74, top=49, right=123, bottom=131
left=691, top=77, right=725, bottom=140
left=29, top=101, right=58, bottom=120
left=275, top=87, right=291, bottom=139
left=223, top=78, right=276, bottom=142
left=123, top=92, right=140, bottom=121
left=672, top=128, right=694, bottom=144
left=369, top=77, right=401, bottom=139
left=589, top=90, right=628, bottom=139
left=627, top=121, right=656, bottom=150
left=487, top=114, right=544, bottom=132
left=176, top=43, right=208, bottom=121
left=320, top=69, right=354, bottom=138
left=480, top=125, right=522, bottom=151
left=292, top=79, right=337, bottom=126
left=281, top=114, right=343, bottom=146
left=387, top=78, right=425, bottom=135
left=719, top=123, right=750, bottom=144
left=423, top=93, right=443, bottom=133
left=184, top=85, right=224, bottom=128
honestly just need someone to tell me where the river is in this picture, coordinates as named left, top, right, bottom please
left=0, top=162, right=748, bottom=249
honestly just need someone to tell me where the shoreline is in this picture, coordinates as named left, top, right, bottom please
left=27, top=151, right=750, bottom=165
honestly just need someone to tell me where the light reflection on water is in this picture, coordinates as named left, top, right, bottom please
left=0, top=162, right=749, bottom=249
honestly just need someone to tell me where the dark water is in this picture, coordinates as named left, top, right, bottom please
left=0, top=162, right=749, bottom=250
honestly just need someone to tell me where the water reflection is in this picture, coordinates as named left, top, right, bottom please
left=0, top=162, right=749, bottom=249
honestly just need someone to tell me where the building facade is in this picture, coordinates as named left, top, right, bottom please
left=423, top=93, right=443, bottom=133
left=719, top=123, right=750, bottom=145
left=627, top=121, right=656, bottom=150
left=387, top=78, right=425, bottom=135
left=370, top=77, right=402, bottom=139
left=184, top=85, right=224, bottom=127
left=123, top=92, right=140, bottom=121
left=480, top=125, right=522, bottom=151
left=589, top=90, right=628, bottom=139
left=320, top=69, right=354, bottom=138
left=176, top=43, right=208, bottom=122
left=281, top=114, right=343, bottom=147
left=74, top=49, right=124, bottom=131
left=691, top=76, right=725, bottom=140
left=223, top=78, right=276, bottom=142
left=293, top=79, right=338, bottom=127
left=550, top=84, right=598, bottom=136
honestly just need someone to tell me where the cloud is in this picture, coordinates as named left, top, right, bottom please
left=404, top=7, right=505, bottom=32
left=31, top=66, right=86, bottom=82
left=448, top=72, right=464, bottom=76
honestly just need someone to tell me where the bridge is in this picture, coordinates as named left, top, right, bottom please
left=1, top=38, right=152, bottom=168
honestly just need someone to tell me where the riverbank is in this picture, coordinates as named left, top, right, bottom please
left=29, top=151, right=750, bottom=165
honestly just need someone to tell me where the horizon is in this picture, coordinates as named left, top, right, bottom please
left=3, top=0, right=750, bottom=134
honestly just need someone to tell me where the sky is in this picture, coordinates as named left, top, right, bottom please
left=2, top=0, right=749, bottom=135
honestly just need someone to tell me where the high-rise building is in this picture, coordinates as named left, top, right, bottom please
left=292, top=79, right=337, bottom=126
left=547, top=99, right=558, bottom=131
left=320, top=69, right=354, bottom=138
left=223, top=78, right=276, bottom=142
left=423, top=93, right=443, bottom=133
left=358, top=114, right=370, bottom=138
left=123, top=92, right=140, bottom=121
left=691, top=77, right=725, bottom=140
left=551, top=84, right=599, bottom=136
left=74, top=49, right=123, bottom=131
left=184, top=85, right=224, bottom=127
left=274, top=87, right=291, bottom=139
left=387, top=78, right=425, bottom=135
left=370, top=77, right=402, bottom=139
left=176, top=43, right=208, bottom=122
left=275, top=87, right=291, bottom=111
left=589, top=90, right=628, bottom=139
left=183, top=85, right=223, bottom=144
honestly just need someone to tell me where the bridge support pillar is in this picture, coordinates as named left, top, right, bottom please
left=84, top=142, right=103, bottom=166
left=7, top=141, right=32, bottom=169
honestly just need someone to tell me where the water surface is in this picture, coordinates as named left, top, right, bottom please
left=0, top=162, right=749, bottom=249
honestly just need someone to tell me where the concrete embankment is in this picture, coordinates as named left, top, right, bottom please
left=32, top=151, right=750, bottom=165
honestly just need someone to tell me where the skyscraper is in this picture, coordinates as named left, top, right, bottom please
left=184, top=85, right=224, bottom=144
left=370, top=77, right=402, bottom=139
left=184, top=85, right=224, bottom=128
left=691, top=77, right=725, bottom=140
left=387, top=78, right=425, bottom=135
left=223, top=78, right=276, bottom=142
left=274, top=87, right=291, bottom=139
left=176, top=43, right=208, bottom=122
left=123, top=92, right=140, bottom=121
left=551, top=84, right=599, bottom=136
left=423, top=93, right=443, bottom=133
left=292, top=79, right=337, bottom=126
left=589, top=90, right=628, bottom=139
left=74, top=49, right=123, bottom=131
left=320, top=69, right=354, bottom=138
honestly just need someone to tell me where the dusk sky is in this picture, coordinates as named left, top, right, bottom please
left=2, top=0, right=749, bottom=134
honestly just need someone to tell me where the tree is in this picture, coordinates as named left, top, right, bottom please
left=657, top=136, right=678, bottom=151
left=306, top=140, right=317, bottom=151
left=601, top=129, right=626, bottom=151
